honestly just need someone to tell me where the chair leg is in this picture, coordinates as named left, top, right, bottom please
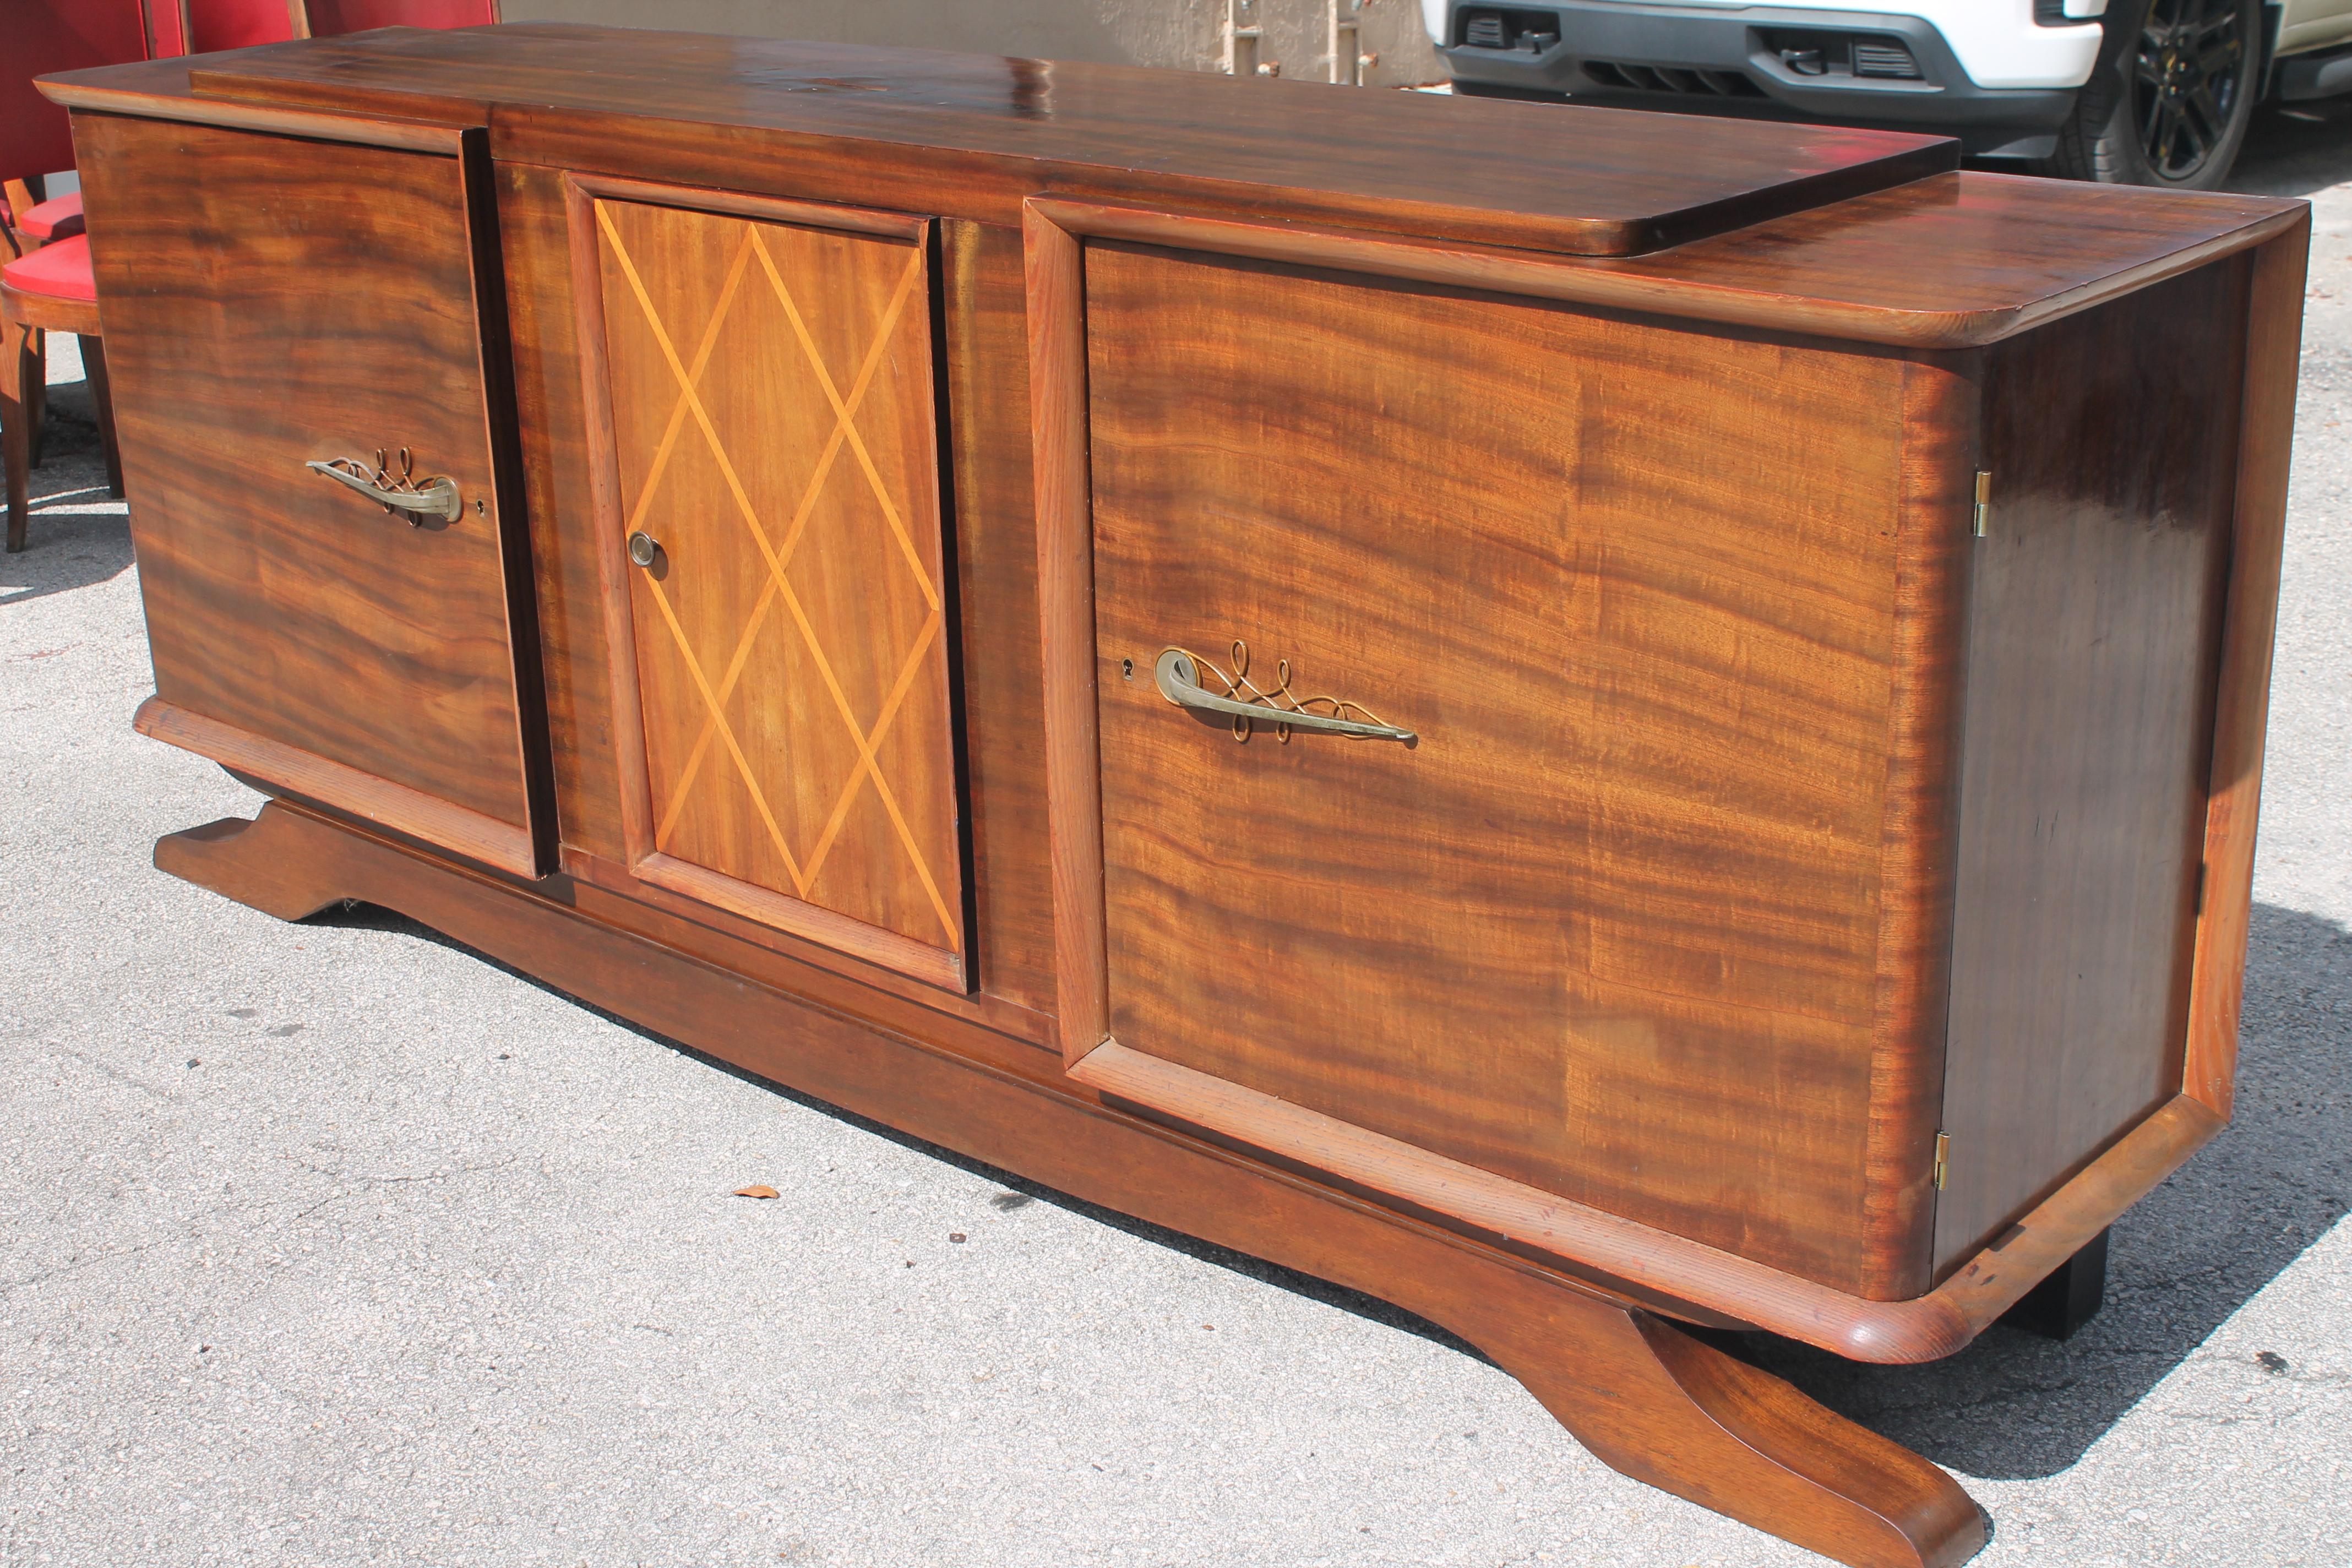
left=3, top=317, right=30, bottom=552
left=80, top=336, right=124, bottom=499
left=24, top=327, right=45, bottom=471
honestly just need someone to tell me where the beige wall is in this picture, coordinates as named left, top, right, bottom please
left=500, top=0, right=1447, bottom=88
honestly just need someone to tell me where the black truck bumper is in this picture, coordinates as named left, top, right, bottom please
left=1439, top=3, right=2082, bottom=159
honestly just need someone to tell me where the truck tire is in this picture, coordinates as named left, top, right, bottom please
left=2044, top=0, right=2261, bottom=189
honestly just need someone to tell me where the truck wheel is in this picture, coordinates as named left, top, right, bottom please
left=2044, top=0, right=2261, bottom=189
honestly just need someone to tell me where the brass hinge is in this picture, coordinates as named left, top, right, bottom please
left=1972, top=471, right=1993, bottom=538
left=1932, top=1130, right=1951, bottom=1191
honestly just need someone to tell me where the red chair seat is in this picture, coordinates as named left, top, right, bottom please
left=1, top=232, right=96, bottom=302
left=19, top=191, right=84, bottom=241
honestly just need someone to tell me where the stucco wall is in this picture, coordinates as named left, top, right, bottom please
left=500, top=0, right=1448, bottom=88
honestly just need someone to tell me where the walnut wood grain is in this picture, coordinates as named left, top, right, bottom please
left=50, top=50, right=2299, bottom=352
left=938, top=218, right=1057, bottom=1016
left=1858, top=358, right=1979, bottom=1299
left=552, top=162, right=656, bottom=865
left=1026, top=187, right=2304, bottom=351
left=161, top=23, right=1956, bottom=257
left=45, top=75, right=467, bottom=151
left=2184, top=221, right=2311, bottom=1118
left=500, top=163, right=1061, bottom=1028
left=1933, top=259, right=2249, bottom=1273
left=1025, top=202, right=1108, bottom=1066
left=557, top=845, right=1055, bottom=1050
left=1605, top=1317, right=1985, bottom=1568
left=1927, top=1095, right=2220, bottom=1331
left=135, top=698, right=536, bottom=875
left=1072, top=1037, right=2220, bottom=1366
left=459, top=129, right=560, bottom=880
left=61, top=32, right=2310, bottom=1564
left=631, top=852, right=962, bottom=992
left=1073, top=231, right=1918, bottom=1293
left=153, top=798, right=1985, bottom=1568
left=578, top=182, right=967, bottom=986
left=72, top=111, right=541, bottom=872
left=1594, top=173, right=2304, bottom=348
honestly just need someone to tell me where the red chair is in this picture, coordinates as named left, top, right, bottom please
left=1, top=238, right=116, bottom=551
left=179, top=0, right=300, bottom=52
left=2, top=0, right=161, bottom=552
left=298, top=0, right=500, bottom=34
left=7, top=0, right=501, bottom=549
left=179, top=0, right=500, bottom=52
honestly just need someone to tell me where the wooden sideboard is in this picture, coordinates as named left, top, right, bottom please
left=43, top=26, right=2307, bottom=1568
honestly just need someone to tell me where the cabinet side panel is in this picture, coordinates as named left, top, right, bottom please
left=2184, top=221, right=2308, bottom=1117
left=1934, top=257, right=2249, bottom=1273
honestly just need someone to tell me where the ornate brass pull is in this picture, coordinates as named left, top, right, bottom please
left=1154, top=643, right=1416, bottom=747
left=306, top=448, right=463, bottom=524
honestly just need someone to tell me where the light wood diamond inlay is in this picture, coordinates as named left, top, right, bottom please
left=594, top=197, right=962, bottom=962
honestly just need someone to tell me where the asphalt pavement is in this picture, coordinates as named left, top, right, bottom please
left=4, top=109, right=2350, bottom=1568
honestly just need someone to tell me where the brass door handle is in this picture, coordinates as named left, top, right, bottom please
left=306, top=449, right=463, bottom=524
left=1153, top=645, right=1417, bottom=746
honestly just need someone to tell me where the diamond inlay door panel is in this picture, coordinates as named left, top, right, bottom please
left=587, top=190, right=965, bottom=986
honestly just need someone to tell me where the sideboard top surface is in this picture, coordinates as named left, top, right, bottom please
left=69, top=20, right=1963, bottom=257
left=45, top=30, right=2306, bottom=344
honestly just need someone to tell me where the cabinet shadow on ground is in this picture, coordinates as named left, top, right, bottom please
left=1749, top=901, right=2351, bottom=1479
left=317, top=896, right=2351, bottom=1485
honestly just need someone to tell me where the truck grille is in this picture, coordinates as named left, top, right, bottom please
left=1581, top=61, right=1763, bottom=97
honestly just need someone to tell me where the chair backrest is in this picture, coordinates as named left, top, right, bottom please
left=182, top=0, right=499, bottom=50
left=3, top=0, right=156, bottom=187
left=146, top=0, right=190, bottom=57
left=181, top=0, right=302, bottom=53
left=300, top=0, right=499, bottom=34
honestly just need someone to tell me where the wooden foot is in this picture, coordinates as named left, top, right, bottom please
left=153, top=802, right=1988, bottom=1568
left=1443, top=1289, right=1985, bottom=1568
left=155, top=810, right=361, bottom=921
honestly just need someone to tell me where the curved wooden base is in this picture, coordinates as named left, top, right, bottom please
left=1482, top=1304, right=1984, bottom=1568
left=155, top=801, right=1987, bottom=1568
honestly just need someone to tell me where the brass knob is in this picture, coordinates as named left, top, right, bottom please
left=627, top=531, right=659, bottom=568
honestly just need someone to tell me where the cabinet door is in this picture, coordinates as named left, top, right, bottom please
left=1037, top=219, right=1932, bottom=1293
left=573, top=180, right=967, bottom=990
left=77, top=114, right=544, bottom=876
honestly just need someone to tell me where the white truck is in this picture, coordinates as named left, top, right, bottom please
left=1425, top=0, right=2352, bottom=187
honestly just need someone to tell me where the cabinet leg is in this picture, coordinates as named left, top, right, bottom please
left=154, top=805, right=364, bottom=921
left=1999, top=1227, right=2108, bottom=1342
left=148, top=799, right=1988, bottom=1568
left=1452, top=1289, right=1985, bottom=1568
